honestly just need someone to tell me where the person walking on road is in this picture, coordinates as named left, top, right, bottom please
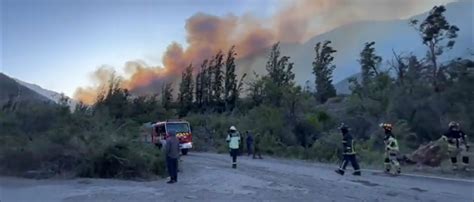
left=246, top=131, right=254, bottom=156
left=380, top=123, right=401, bottom=175
left=226, top=126, right=241, bottom=169
left=442, top=121, right=470, bottom=171
left=335, top=123, right=361, bottom=176
left=165, top=131, right=180, bottom=184
left=253, top=133, right=263, bottom=159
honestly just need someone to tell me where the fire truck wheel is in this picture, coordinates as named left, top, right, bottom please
left=181, top=149, right=189, bottom=155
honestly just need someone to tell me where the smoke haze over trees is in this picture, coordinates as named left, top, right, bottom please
left=73, top=0, right=459, bottom=105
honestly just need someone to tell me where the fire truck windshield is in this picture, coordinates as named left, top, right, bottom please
left=166, top=122, right=190, bottom=133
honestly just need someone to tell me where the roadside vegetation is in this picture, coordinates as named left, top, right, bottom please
left=0, top=5, right=472, bottom=179
left=0, top=84, right=171, bottom=178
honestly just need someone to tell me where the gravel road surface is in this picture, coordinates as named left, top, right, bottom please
left=1, top=152, right=473, bottom=202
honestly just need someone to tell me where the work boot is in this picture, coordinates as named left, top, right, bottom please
left=335, top=169, right=344, bottom=176
left=353, top=171, right=361, bottom=176
left=232, top=164, right=237, bottom=169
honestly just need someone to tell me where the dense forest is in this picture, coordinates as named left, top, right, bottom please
left=0, top=5, right=472, bottom=178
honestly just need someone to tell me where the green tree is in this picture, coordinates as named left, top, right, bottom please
left=313, top=41, right=337, bottom=103
left=195, top=70, right=202, bottom=108
left=234, top=73, right=247, bottom=106
left=247, top=72, right=265, bottom=107
left=283, top=85, right=303, bottom=119
left=266, top=42, right=295, bottom=88
left=198, top=59, right=210, bottom=109
left=221, top=46, right=247, bottom=112
left=161, top=82, right=173, bottom=110
left=211, top=51, right=224, bottom=106
left=348, top=42, right=393, bottom=119
left=95, top=73, right=130, bottom=120
left=411, top=5, right=459, bottom=92
left=264, top=42, right=295, bottom=106
left=224, top=46, right=237, bottom=111
left=178, top=64, right=194, bottom=117
left=390, top=51, right=407, bottom=86
left=359, top=41, right=382, bottom=88
left=390, top=54, right=426, bottom=95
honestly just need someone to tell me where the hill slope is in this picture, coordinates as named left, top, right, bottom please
left=0, top=73, right=51, bottom=107
left=14, top=79, right=77, bottom=108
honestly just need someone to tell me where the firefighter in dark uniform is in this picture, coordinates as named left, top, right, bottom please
left=335, top=123, right=361, bottom=176
left=380, top=123, right=401, bottom=175
left=442, top=121, right=470, bottom=170
left=253, top=133, right=263, bottom=159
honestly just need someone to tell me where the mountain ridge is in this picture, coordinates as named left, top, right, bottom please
left=0, top=73, right=51, bottom=107
left=14, top=78, right=77, bottom=108
left=236, top=0, right=473, bottom=94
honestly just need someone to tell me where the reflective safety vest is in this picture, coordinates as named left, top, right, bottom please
left=342, top=134, right=356, bottom=155
left=226, top=132, right=241, bottom=149
left=385, top=136, right=399, bottom=152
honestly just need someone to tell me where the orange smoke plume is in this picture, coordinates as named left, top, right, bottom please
left=74, top=66, right=119, bottom=105
left=74, top=0, right=452, bottom=104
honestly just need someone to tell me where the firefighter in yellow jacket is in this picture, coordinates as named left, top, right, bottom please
left=226, top=126, right=241, bottom=169
left=380, top=123, right=401, bottom=175
left=442, top=121, right=470, bottom=171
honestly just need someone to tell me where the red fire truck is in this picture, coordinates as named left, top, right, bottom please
left=151, top=120, right=193, bottom=155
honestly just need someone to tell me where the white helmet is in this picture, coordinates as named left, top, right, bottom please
left=229, top=126, right=237, bottom=131
left=448, top=121, right=459, bottom=128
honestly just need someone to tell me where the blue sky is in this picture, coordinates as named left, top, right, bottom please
left=1, top=0, right=277, bottom=96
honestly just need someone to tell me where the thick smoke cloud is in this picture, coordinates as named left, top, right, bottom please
left=74, top=0, right=454, bottom=104
left=74, top=66, right=118, bottom=105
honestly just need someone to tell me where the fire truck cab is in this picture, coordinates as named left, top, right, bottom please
left=151, top=120, right=192, bottom=155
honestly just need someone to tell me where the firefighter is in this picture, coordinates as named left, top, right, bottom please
left=253, top=133, right=263, bottom=159
left=165, top=131, right=180, bottom=184
left=226, top=126, right=241, bottom=169
left=335, top=123, right=361, bottom=176
left=246, top=131, right=254, bottom=156
left=442, top=121, right=470, bottom=170
left=380, top=123, right=401, bottom=175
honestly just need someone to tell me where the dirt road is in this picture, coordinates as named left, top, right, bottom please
left=1, top=153, right=473, bottom=202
